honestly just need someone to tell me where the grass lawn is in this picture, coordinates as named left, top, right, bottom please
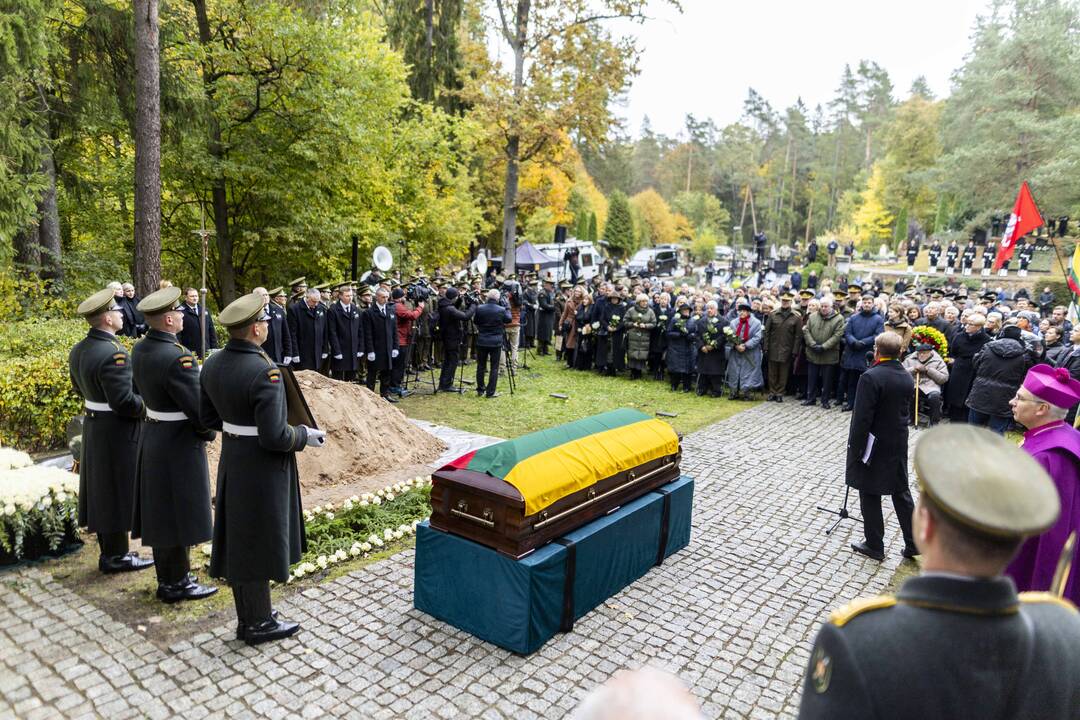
left=397, top=351, right=756, bottom=438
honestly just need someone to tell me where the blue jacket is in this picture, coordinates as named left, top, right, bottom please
left=474, top=300, right=511, bottom=348
left=842, top=310, right=884, bottom=370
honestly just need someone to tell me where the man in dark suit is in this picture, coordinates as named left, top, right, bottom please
left=362, top=286, right=399, bottom=401
left=328, top=283, right=365, bottom=381
left=846, top=331, right=917, bottom=561
left=800, top=425, right=1080, bottom=719
left=256, top=287, right=292, bottom=364
left=177, top=287, right=217, bottom=358
left=473, top=289, right=512, bottom=397
left=287, top=288, right=329, bottom=372
left=437, top=287, right=476, bottom=391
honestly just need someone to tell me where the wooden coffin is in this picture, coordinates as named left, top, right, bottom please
left=430, top=409, right=682, bottom=558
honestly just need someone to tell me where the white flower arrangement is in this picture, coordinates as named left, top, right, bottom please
left=0, top=448, right=33, bottom=472
left=0, top=456, right=80, bottom=562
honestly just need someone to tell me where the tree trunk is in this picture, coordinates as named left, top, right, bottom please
left=36, top=142, right=62, bottom=284
left=133, top=0, right=162, bottom=297
left=192, top=0, right=236, bottom=304
left=500, top=0, right=530, bottom=275
left=13, top=228, right=40, bottom=272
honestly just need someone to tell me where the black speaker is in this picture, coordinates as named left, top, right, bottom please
left=554, top=225, right=567, bottom=244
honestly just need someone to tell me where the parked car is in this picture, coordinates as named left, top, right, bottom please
left=625, top=245, right=680, bottom=277
left=531, top=238, right=607, bottom=283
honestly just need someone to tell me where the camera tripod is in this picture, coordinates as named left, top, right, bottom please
left=402, top=321, right=437, bottom=395
left=502, top=335, right=517, bottom=395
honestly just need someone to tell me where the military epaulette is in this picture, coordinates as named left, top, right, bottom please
left=178, top=354, right=195, bottom=370
left=267, top=368, right=282, bottom=384
left=828, top=595, right=896, bottom=627
left=258, top=352, right=275, bottom=368
left=1019, top=592, right=1078, bottom=613
left=111, top=352, right=127, bottom=367
left=110, top=339, right=124, bottom=352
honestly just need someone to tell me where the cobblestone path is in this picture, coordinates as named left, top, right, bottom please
left=0, top=402, right=915, bottom=719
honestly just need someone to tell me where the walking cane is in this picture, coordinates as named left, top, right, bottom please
left=1051, top=532, right=1076, bottom=597
left=914, top=370, right=920, bottom=426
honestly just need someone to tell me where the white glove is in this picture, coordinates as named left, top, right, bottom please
left=301, top=426, right=326, bottom=448
left=392, top=349, right=399, bottom=358
left=334, top=354, right=343, bottom=360
left=292, top=356, right=300, bottom=364
left=367, top=352, right=375, bottom=361
left=356, top=351, right=362, bottom=357
left=321, top=353, right=328, bottom=359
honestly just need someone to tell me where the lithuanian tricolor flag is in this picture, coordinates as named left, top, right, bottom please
left=1068, top=243, right=1080, bottom=296
left=444, top=408, right=680, bottom=516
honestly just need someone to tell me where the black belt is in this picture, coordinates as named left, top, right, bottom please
left=553, top=537, right=577, bottom=633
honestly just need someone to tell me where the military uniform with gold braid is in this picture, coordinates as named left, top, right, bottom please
left=198, top=293, right=325, bottom=645
left=130, top=287, right=218, bottom=603
left=69, top=289, right=153, bottom=573
left=798, top=425, right=1080, bottom=719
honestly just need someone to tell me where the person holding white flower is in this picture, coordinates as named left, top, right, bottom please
left=200, top=293, right=326, bottom=646
left=69, top=288, right=153, bottom=574
left=130, top=287, right=218, bottom=604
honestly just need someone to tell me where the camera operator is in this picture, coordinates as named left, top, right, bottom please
left=390, top=288, right=424, bottom=398
left=437, top=287, right=476, bottom=391
left=474, top=289, right=512, bottom=398
left=502, top=277, right=523, bottom=370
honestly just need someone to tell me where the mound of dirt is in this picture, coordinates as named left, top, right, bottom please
left=207, top=371, right=445, bottom=490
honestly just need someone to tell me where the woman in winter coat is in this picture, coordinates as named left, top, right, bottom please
left=1042, top=326, right=1068, bottom=366
left=595, top=293, right=626, bottom=376
left=573, top=293, right=594, bottom=371
left=883, top=304, right=913, bottom=355
left=965, top=324, right=1030, bottom=434
left=694, top=301, right=727, bottom=396
left=665, top=302, right=696, bottom=392
left=945, top=312, right=991, bottom=421
left=724, top=300, right=764, bottom=399
left=623, top=295, right=657, bottom=380
left=649, top=293, right=673, bottom=381
left=559, top=287, right=582, bottom=368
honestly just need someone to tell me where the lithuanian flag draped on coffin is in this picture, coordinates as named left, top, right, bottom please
left=444, top=409, right=680, bottom=516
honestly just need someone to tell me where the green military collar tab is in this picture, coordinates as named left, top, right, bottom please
left=137, top=286, right=183, bottom=315
left=218, top=293, right=269, bottom=328
left=78, top=288, right=118, bottom=317
left=914, top=425, right=1059, bottom=538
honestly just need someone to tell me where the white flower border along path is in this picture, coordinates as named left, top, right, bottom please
left=0, top=446, right=82, bottom=565
left=196, top=475, right=434, bottom=586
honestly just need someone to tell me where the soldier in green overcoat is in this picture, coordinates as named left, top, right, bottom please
left=68, top=288, right=154, bottom=574
left=199, top=293, right=326, bottom=646
left=130, top=287, right=217, bottom=603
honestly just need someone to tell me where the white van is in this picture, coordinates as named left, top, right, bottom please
left=531, top=238, right=607, bottom=283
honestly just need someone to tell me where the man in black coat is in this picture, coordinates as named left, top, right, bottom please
left=846, top=331, right=917, bottom=561
left=69, top=289, right=153, bottom=574
left=177, top=287, right=218, bottom=358
left=200, top=293, right=325, bottom=645
left=287, top=288, right=329, bottom=373
left=437, top=287, right=476, bottom=391
left=327, top=284, right=365, bottom=381
left=536, top=279, right=556, bottom=355
left=131, top=287, right=217, bottom=603
left=256, top=287, right=292, bottom=364
left=362, top=286, right=400, bottom=401
left=473, top=289, right=512, bottom=397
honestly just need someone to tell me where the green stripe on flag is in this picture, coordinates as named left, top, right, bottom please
left=465, top=408, right=651, bottom=479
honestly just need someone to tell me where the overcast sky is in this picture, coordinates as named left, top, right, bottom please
left=612, top=0, right=992, bottom=138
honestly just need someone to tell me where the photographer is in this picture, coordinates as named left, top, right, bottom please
left=390, top=288, right=424, bottom=397
left=502, top=277, right=523, bottom=370
left=474, top=289, right=511, bottom=398
left=437, top=287, right=476, bottom=391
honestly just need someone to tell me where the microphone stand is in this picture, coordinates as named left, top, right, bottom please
left=816, top=486, right=862, bottom=536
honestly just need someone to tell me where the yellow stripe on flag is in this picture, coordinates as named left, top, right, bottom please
left=1072, top=244, right=1080, bottom=279
left=503, top=418, right=679, bottom=516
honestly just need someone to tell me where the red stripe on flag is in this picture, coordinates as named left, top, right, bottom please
left=444, top=449, right=477, bottom=470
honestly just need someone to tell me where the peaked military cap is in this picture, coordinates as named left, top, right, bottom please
left=833, top=289, right=848, bottom=300
left=315, top=282, right=332, bottom=292
left=334, top=281, right=352, bottom=292
left=780, top=292, right=795, bottom=301
left=799, top=289, right=815, bottom=299
left=914, top=425, right=1060, bottom=538
left=559, top=280, right=572, bottom=289
left=77, top=288, right=119, bottom=317
left=288, top=276, right=307, bottom=288
left=136, top=286, right=183, bottom=315
left=269, top=286, right=285, bottom=297
left=218, top=292, right=270, bottom=328
left=358, top=285, right=373, bottom=297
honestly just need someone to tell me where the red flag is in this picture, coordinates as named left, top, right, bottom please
left=993, top=181, right=1044, bottom=270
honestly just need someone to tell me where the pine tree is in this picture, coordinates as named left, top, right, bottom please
left=587, top=213, right=598, bottom=243
left=603, top=193, right=633, bottom=257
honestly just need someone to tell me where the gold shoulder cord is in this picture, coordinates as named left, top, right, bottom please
left=828, top=595, right=897, bottom=627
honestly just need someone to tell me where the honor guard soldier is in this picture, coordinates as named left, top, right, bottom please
left=69, top=289, right=154, bottom=573
left=199, top=293, right=326, bottom=645
left=905, top=239, right=919, bottom=273
left=982, top=239, right=996, bottom=276
left=131, top=287, right=217, bottom=603
left=927, top=239, right=941, bottom=273
left=799, top=425, right=1080, bottom=719
left=945, top=239, right=959, bottom=275
left=1017, top=238, right=1034, bottom=277
left=961, top=240, right=976, bottom=275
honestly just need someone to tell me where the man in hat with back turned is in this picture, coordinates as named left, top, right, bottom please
left=69, top=289, right=154, bottom=573
left=1006, top=363, right=1080, bottom=604
left=130, top=287, right=217, bottom=603
left=799, top=425, right=1080, bottom=719
left=199, top=293, right=326, bottom=645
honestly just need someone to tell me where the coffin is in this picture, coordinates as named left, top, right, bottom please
left=430, top=409, right=682, bottom=558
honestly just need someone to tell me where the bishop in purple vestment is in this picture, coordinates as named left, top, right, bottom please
left=1006, top=364, right=1080, bottom=603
